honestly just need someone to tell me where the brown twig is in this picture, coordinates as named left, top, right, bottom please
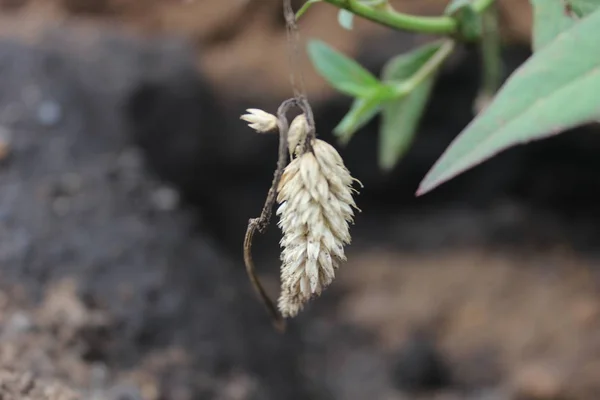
left=283, top=0, right=315, bottom=151
left=284, top=0, right=306, bottom=99
left=243, top=98, right=298, bottom=332
left=296, top=94, right=316, bottom=153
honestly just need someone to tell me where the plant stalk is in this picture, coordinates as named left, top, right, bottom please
left=476, top=2, right=502, bottom=112
left=321, top=0, right=457, bottom=35
left=472, top=0, right=496, bottom=14
left=393, top=39, right=456, bottom=96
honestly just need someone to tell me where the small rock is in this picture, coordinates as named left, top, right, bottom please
left=4, top=311, right=33, bottom=336
left=150, top=186, right=179, bottom=211
left=513, top=362, right=564, bottom=399
left=219, top=374, right=258, bottom=400
left=37, top=100, right=63, bottom=127
left=89, top=363, right=109, bottom=390
left=140, top=380, right=159, bottom=400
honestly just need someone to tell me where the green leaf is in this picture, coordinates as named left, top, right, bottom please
left=338, top=9, right=354, bottom=30
left=307, top=40, right=383, bottom=97
left=378, top=42, right=442, bottom=170
left=531, top=0, right=577, bottom=51
left=568, top=0, right=600, bottom=17
left=334, top=96, right=382, bottom=144
left=418, top=9, right=600, bottom=196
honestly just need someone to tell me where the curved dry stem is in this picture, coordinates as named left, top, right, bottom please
left=243, top=1, right=319, bottom=332
left=244, top=220, right=286, bottom=332
left=243, top=98, right=316, bottom=332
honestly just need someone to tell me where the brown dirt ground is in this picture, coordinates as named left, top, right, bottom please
left=4, top=248, right=600, bottom=399
left=339, top=249, right=600, bottom=399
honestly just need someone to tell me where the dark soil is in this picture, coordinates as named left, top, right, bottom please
left=0, top=7, right=599, bottom=400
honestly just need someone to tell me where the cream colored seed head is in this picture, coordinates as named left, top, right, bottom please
left=276, top=138, right=360, bottom=317
left=287, top=114, right=309, bottom=157
left=240, top=108, right=278, bottom=133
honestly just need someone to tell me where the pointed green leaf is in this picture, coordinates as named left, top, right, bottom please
left=334, top=97, right=382, bottom=144
left=333, top=83, right=397, bottom=144
left=338, top=9, right=354, bottom=30
left=378, top=42, right=441, bottom=170
left=531, top=0, right=577, bottom=51
left=307, top=40, right=383, bottom=97
left=418, top=9, right=600, bottom=195
left=568, top=0, right=600, bottom=17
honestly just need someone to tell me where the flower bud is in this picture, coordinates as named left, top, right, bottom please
left=240, top=108, right=278, bottom=133
left=287, top=114, right=309, bottom=158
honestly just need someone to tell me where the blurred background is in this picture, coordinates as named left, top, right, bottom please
left=0, top=0, right=599, bottom=399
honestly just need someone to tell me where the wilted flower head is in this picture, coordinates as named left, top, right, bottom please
left=276, top=138, right=359, bottom=317
left=287, top=114, right=309, bottom=157
left=240, top=108, right=278, bottom=133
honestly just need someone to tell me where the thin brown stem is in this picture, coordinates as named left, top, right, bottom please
left=295, top=94, right=316, bottom=154
left=243, top=98, right=299, bottom=332
left=284, top=0, right=306, bottom=99
left=244, top=1, right=318, bottom=332
left=243, top=222, right=284, bottom=331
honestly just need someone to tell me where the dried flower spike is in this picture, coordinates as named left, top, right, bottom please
left=276, top=138, right=360, bottom=317
left=240, top=108, right=278, bottom=133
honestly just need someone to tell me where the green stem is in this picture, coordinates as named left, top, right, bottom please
left=479, top=3, right=502, bottom=96
left=321, top=0, right=457, bottom=35
left=296, top=0, right=322, bottom=20
left=472, top=0, right=496, bottom=14
left=393, top=39, right=456, bottom=96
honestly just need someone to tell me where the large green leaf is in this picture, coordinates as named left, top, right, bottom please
left=417, top=9, right=600, bottom=195
left=307, top=40, right=383, bottom=97
left=378, top=42, right=441, bottom=171
left=568, top=0, right=600, bottom=17
left=531, top=0, right=577, bottom=51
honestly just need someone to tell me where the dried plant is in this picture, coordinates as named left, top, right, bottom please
left=276, top=137, right=360, bottom=317
left=240, top=109, right=279, bottom=133
left=241, top=0, right=361, bottom=331
left=241, top=97, right=360, bottom=329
